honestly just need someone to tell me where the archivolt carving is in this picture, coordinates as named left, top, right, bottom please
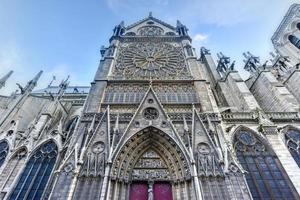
left=111, top=127, right=190, bottom=182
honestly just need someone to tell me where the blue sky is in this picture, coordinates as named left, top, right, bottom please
left=0, top=0, right=298, bottom=95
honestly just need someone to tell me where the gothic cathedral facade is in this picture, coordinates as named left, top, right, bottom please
left=1, top=4, right=300, bottom=200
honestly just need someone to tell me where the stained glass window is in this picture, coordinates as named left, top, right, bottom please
left=8, top=141, right=58, bottom=200
left=0, top=148, right=27, bottom=199
left=235, top=131, right=299, bottom=200
left=0, top=140, right=9, bottom=167
left=289, top=35, right=300, bottom=49
left=285, top=129, right=300, bottom=167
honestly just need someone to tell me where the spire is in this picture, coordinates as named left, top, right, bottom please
left=16, top=70, right=43, bottom=94
left=176, top=20, right=188, bottom=36
left=26, top=70, right=43, bottom=92
left=113, top=21, right=125, bottom=37
left=57, top=75, right=70, bottom=99
left=48, top=75, right=56, bottom=87
left=0, top=70, right=13, bottom=90
left=176, top=20, right=182, bottom=27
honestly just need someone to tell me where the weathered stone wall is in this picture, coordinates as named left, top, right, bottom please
left=247, top=71, right=299, bottom=112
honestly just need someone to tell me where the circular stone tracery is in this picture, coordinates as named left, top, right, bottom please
left=143, top=107, right=159, bottom=120
left=115, top=42, right=188, bottom=79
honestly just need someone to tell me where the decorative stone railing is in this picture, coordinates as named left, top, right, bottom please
left=266, top=112, right=300, bottom=122
left=221, top=112, right=257, bottom=122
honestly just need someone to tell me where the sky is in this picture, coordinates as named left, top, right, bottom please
left=0, top=0, right=298, bottom=95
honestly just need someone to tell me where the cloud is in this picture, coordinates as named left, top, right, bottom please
left=0, top=43, right=80, bottom=96
left=105, top=0, right=298, bottom=27
left=0, top=43, right=28, bottom=95
left=106, top=0, right=169, bottom=13
left=193, top=33, right=208, bottom=42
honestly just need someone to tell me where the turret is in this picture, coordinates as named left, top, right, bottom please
left=176, top=20, right=188, bottom=36
left=112, top=21, right=125, bottom=37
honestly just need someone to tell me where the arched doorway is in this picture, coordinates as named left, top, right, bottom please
left=110, top=126, right=192, bottom=200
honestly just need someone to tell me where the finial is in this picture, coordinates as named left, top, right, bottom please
left=57, top=75, right=70, bottom=99
left=149, top=12, right=153, bottom=18
left=177, top=20, right=182, bottom=27
left=0, top=70, right=13, bottom=90
left=18, top=70, right=43, bottom=94
left=48, top=75, right=56, bottom=88
left=149, top=77, right=153, bottom=87
left=114, top=113, right=119, bottom=133
left=88, top=114, right=96, bottom=134
left=31, top=70, right=43, bottom=86
left=183, top=114, right=189, bottom=132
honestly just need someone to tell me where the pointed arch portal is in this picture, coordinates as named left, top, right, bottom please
left=111, top=126, right=191, bottom=200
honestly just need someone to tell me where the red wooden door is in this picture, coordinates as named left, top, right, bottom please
left=153, top=182, right=173, bottom=200
left=129, top=182, right=148, bottom=200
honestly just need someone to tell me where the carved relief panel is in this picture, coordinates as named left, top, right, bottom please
left=131, top=149, right=170, bottom=181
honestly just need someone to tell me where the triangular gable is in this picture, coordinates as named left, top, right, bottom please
left=124, top=15, right=177, bottom=36
left=113, top=86, right=186, bottom=156
left=192, top=108, right=217, bottom=152
left=192, top=109, right=224, bottom=176
left=57, top=143, right=78, bottom=173
left=79, top=108, right=110, bottom=177
left=86, top=108, right=110, bottom=158
left=126, top=15, right=176, bottom=31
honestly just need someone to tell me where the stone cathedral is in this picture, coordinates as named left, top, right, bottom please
left=1, top=4, right=300, bottom=200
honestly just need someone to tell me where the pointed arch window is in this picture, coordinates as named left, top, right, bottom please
left=234, top=131, right=299, bottom=200
left=8, top=141, right=58, bottom=200
left=0, top=148, right=27, bottom=199
left=288, top=35, right=300, bottom=49
left=285, top=129, right=300, bottom=167
left=0, top=140, right=9, bottom=167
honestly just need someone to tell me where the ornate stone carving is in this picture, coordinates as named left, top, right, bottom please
left=92, top=141, right=105, bottom=154
left=143, top=107, right=159, bottom=120
left=234, top=131, right=267, bottom=155
left=138, top=26, right=163, bottom=36
left=111, top=127, right=190, bottom=181
left=63, top=162, right=74, bottom=173
left=238, top=132, right=256, bottom=145
left=132, top=150, right=170, bottom=180
left=115, top=42, right=190, bottom=80
left=197, top=143, right=211, bottom=155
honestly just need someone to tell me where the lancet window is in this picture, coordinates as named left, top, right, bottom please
left=0, top=148, right=27, bottom=199
left=288, top=35, right=300, bottom=49
left=285, top=129, right=300, bottom=167
left=8, top=141, right=58, bottom=200
left=0, top=140, right=9, bottom=167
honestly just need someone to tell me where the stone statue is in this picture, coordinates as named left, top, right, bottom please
left=148, top=183, right=153, bottom=200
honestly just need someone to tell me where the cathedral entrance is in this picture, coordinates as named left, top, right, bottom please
left=129, top=181, right=173, bottom=200
left=110, top=127, right=191, bottom=199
